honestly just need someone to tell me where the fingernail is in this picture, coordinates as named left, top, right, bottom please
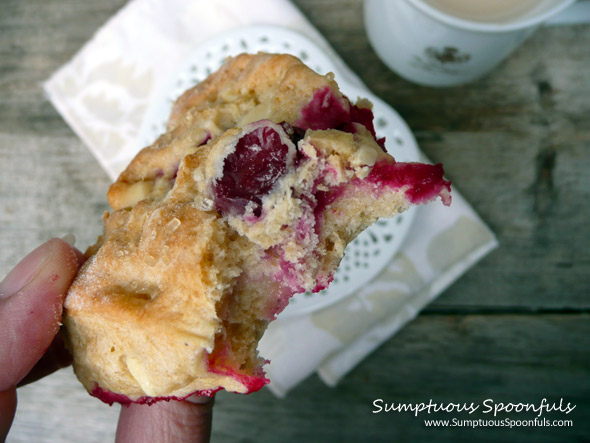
left=61, top=234, right=76, bottom=247
left=0, top=242, right=56, bottom=300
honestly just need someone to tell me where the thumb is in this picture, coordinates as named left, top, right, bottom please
left=0, top=238, right=82, bottom=440
left=0, top=238, right=81, bottom=390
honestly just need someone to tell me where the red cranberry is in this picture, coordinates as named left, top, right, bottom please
left=213, top=125, right=290, bottom=217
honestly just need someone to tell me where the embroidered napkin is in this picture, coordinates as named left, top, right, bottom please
left=44, top=0, right=497, bottom=397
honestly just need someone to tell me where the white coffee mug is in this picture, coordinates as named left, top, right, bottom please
left=364, top=0, right=576, bottom=87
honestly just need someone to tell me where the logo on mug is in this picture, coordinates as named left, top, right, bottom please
left=424, top=46, right=471, bottom=64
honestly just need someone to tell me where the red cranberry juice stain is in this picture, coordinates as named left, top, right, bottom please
left=366, top=161, right=451, bottom=205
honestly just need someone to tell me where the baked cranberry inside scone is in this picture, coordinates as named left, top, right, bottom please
left=64, top=53, right=450, bottom=405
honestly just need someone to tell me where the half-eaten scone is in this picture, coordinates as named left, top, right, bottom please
left=63, top=53, right=451, bottom=405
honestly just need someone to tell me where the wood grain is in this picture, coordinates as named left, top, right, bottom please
left=1, top=0, right=589, bottom=442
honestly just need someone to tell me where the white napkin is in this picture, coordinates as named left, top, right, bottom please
left=44, top=0, right=497, bottom=397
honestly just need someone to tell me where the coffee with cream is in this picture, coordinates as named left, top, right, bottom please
left=422, top=0, right=545, bottom=23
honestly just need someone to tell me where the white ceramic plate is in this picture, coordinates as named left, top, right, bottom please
left=137, top=25, right=420, bottom=318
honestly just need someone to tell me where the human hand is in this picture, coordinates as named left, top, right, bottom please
left=0, top=238, right=213, bottom=442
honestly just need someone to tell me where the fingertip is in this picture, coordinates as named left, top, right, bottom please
left=58, top=238, right=89, bottom=268
left=47, top=238, right=85, bottom=275
left=0, top=241, right=53, bottom=299
left=0, top=238, right=82, bottom=299
left=54, top=235, right=87, bottom=267
left=0, top=238, right=83, bottom=390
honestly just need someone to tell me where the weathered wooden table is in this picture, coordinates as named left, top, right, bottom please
left=1, top=0, right=589, bottom=441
